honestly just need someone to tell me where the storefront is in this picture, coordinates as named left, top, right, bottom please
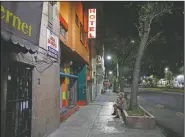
left=59, top=42, right=85, bottom=115
left=1, top=2, right=43, bottom=137
left=60, top=61, right=79, bottom=114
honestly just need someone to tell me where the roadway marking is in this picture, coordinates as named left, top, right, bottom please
left=176, top=112, right=184, bottom=117
left=156, top=104, right=164, bottom=109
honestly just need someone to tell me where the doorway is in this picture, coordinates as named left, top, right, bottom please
left=5, top=61, right=33, bottom=137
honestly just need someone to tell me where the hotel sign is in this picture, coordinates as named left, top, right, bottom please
left=88, top=9, right=96, bottom=39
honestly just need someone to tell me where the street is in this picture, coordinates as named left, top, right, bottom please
left=138, top=91, right=184, bottom=137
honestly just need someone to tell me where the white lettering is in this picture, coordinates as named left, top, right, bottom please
left=88, top=9, right=96, bottom=39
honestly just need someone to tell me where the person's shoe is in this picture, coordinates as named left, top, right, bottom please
left=114, top=115, right=120, bottom=118
left=111, top=112, right=116, bottom=115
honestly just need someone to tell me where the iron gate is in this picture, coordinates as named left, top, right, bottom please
left=5, top=61, right=33, bottom=137
left=69, top=79, right=77, bottom=107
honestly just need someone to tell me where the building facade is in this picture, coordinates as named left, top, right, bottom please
left=59, top=1, right=105, bottom=120
left=1, top=1, right=104, bottom=137
left=1, top=2, right=61, bottom=137
left=59, top=1, right=91, bottom=121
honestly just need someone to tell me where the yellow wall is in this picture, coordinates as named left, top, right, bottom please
left=60, top=2, right=89, bottom=64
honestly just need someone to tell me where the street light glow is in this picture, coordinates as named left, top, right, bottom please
left=165, top=67, right=169, bottom=71
left=107, top=55, right=112, bottom=60
left=131, top=40, right=135, bottom=43
left=109, top=71, right=112, bottom=74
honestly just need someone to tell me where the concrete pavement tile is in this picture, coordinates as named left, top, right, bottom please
left=48, top=105, right=102, bottom=137
left=95, top=116, right=118, bottom=123
left=99, top=105, right=114, bottom=115
left=48, top=126, right=88, bottom=137
left=99, top=110, right=113, bottom=116
left=47, top=90, right=165, bottom=137
left=64, top=105, right=101, bottom=121
left=89, top=133, right=125, bottom=137
left=89, top=128, right=165, bottom=137
left=89, top=132, right=164, bottom=137
left=92, top=122, right=126, bottom=134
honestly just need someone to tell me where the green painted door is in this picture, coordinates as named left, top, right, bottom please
left=78, top=65, right=86, bottom=101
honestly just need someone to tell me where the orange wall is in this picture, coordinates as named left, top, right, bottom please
left=60, top=2, right=69, bottom=24
left=59, top=2, right=89, bottom=64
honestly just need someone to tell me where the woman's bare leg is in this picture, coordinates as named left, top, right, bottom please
left=114, top=106, right=121, bottom=118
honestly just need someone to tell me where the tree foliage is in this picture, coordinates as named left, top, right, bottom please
left=104, top=29, right=138, bottom=70
left=130, top=2, right=174, bottom=109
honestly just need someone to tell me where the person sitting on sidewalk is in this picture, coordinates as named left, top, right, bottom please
left=112, top=92, right=127, bottom=118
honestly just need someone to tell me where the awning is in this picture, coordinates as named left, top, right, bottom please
left=1, top=30, right=38, bottom=53
left=1, top=2, right=43, bottom=53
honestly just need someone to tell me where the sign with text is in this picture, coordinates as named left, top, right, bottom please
left=1, top=2, right=43, bottom=50
left=88, top=9, right=96, bottom=39
left=47, top=28, right=59, bottom=59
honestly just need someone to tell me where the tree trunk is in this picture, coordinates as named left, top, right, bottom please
left=113, top=78, right=116, bottom=92
left=119, top=64, right=124, bottom=92
left=130, top=31, right=150, bottom=109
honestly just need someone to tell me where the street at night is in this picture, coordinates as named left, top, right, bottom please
left=1, top=1, right=184, bottom=137
left=138, top=90, right=184, bottom=137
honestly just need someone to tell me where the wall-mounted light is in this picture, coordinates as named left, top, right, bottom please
left=69, top=61, right=73, bottom=66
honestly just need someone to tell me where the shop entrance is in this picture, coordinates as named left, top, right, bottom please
left=78, top=65, right=87, bottom=101
left=68, top=78, right=78, bottom=108
left=5, top=61, right=33, bottom=137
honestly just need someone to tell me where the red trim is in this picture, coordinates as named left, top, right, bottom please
left=60, top=105, right=79, bottom=122
left=77, top=101, right=87, bottom=106
left=59, top=14, right=68, bottom=31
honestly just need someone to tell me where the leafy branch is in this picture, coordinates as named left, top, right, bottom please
left=145, top=30, right=163, bottom=47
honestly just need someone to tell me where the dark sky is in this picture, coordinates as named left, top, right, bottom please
left=103, top=2, right=139, bottom=37
left=103, top=2, right=184, bottom=77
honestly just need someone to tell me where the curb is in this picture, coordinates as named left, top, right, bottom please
left=123, top=105, right=156, bottom=129
left=77, top=101, right=88, bottom=106
left=60, top=105, right=79, bottom=122
left=139, top=89, right=184, bottom=95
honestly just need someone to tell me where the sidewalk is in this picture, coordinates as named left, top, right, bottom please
left=47, top=90, right=165, bottom=137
